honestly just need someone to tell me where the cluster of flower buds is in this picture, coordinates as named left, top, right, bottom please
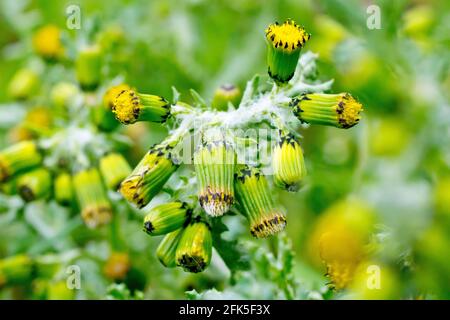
left=0, top=21, right=141, bottom=236
left=112, top=18, right=364, bottom=274
left=0, top=142, right=132, bottom=228
left=104, top=18, right=366, bottom=274
left=141, top=201, right=212, bottom=273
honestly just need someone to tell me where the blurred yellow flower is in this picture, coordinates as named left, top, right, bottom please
left=32, top=25, right=64, bottom=60
left=104, top=252, right=131, bottom=281
left=308, top=199, right=375, bottom=290
left=347, top=261, right=400, bottom=300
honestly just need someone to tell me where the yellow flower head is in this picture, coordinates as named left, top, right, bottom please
left=337, top=93, right=363, bottom=128
left=32, top=25, right=63, bottom=60
left=103, top=84, right=132, bottom=109
left=265, top=19, right=310, bottom=53
left=113, top=89, right=141, bottom=124
left=291, top=92, right=363, bottom=129
left=112, top=89, right=170, bottom=124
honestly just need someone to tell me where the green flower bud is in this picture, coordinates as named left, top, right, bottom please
left=272, top=132, right=306, bottom=192
left=8, top=68, right=39, bottom=100
left=17, top=168, right=52, bottom=202
left=0, top=141, right=42, bottom=182
left=290, top=93, right=363, bottom=129
left=156, top=228, right=184, bottom=268
left=194, top=132, right=236, bottom=217
left=99, top=153, right=131, bottom=190
left=73, top=168, right=112, bottom=228
left=120, top=143, right=179, bottom=208
left=143, top=201, right=191, bottom=236
left=176, top=221, right=212, bottom=273
left=76, top=45, right=102, bottom=91
left=50, top=82, right=79, bottom=109
left=112, top=89, right=171, bottom=125
left=54, top=172, right=74, bottom=206
left=265, top=19, right=310, bottom=84
left=211, top=84, right=241, bottom=111
left=0, top=254, right=33, bottom=287
left=235, top=165, right=286, bottom=238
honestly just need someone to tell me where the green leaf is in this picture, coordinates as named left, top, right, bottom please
left=211, top=218, right=250, bottom=275
left=240, top=74, right=260, bottom=106
left=189, top=89, right=207, bottom=108
left=171, top=86, right=181, bottom=104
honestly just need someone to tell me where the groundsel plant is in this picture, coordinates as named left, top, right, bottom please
left=111, top=19, right=363, bottom=273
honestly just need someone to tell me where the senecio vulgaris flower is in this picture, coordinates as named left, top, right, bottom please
left=194, top=130, right=236, bottom=217
left=119, top=142, right=179, bottom=208
left=272, top=131, right=306, bottom=191
left=266, top=19, right=311, bottom=83
left=109, top=19, right=365, bottom=274
left=235, top=165, right=286, bottom=238
left=175, top=219, right=212, bottom=273
left=112, top=89, right=171, bottom=124
left=291, top=93, right=363, bottom=129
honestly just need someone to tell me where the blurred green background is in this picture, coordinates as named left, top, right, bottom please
left=0, top=0, right=449, bottom=299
